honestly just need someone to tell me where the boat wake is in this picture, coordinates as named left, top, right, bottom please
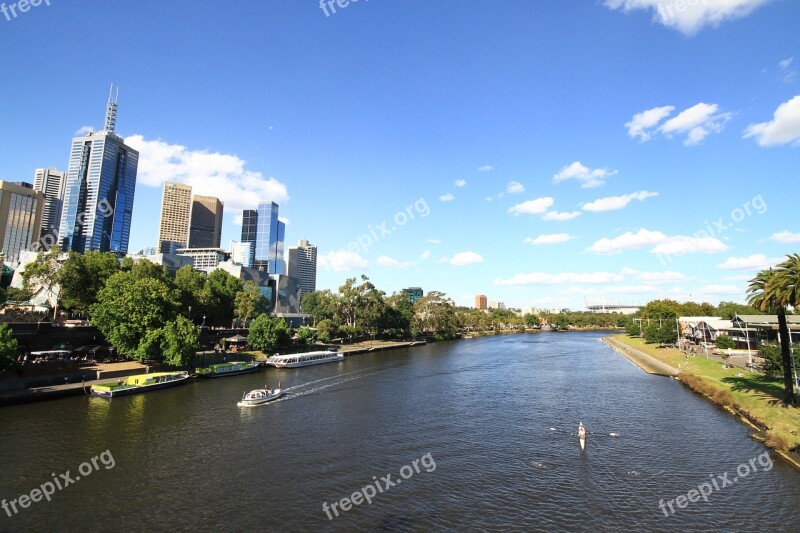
left=252, top=366, right=398, bottom=405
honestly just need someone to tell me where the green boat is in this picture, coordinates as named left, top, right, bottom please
left=90, top=371, right=191, bottom=398
left=194, top=361, right=261, bottom=378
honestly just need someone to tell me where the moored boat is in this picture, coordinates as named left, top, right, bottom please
left=194, top=361, right=260, bottom=378
left=265, top=350, right=344, bottom=368
left=90, top=371, right=191, bottom=398
left=237, top=385, right=284, bottom=407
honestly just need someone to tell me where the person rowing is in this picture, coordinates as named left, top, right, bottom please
left=578, top=422, right=587, bottom=450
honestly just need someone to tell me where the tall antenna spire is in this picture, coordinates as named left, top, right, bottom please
left=104, top=83, right=118, bottom=133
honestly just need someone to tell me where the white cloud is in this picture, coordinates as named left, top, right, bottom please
left=454, top=179, right=467, bottom=187
left=603, top=0, right=773, bottom=35
left=232, top=214, right=243, bottom=226
left=602, top=284, right=661, bottom=294
left=768, top=230, right=800, bottom=243
left=318, top=250, right=368, bottom=272
left=377, top=256, right=415, bottom=269
left=779, top=57, right=797, bottom=83
left=439, top=193, right=455, bottom=202
left=716, top=254, right=780, bottom=271
left=542, top=210, right=582, bottom=221
left=494, top=272, right=623, bottom=286
left=620, top=267, right=693, bottom=284
left=427, top=239, right=442, bottom=244
left=696, top=284, right=742, bottom=296
left=553, top=162, right=617, bottom=188
left=524, top=234, right=575, bottom=245
left=586, top=228, right=727, bottom=255
left=506, top=181, right=525, bottom=194
left=75, top=125, right=94, bottom=136
left=420, top=250, right=431, bottom=260
left=626, top=106, right=675, bottom=141
left=125, top=135, right=289, bottom=211
left=508, top=197, right=555, bottom=216
left=279, top=217, right=289, bottom=225
left=744, top=95, right=800, bottom=146
left=658, top=103, right=732, bottom=145
left=722, top=274, right=753, bottom=282
left=478, top=165, right=494, bottom=172
left=449, top=252, right=484, bottom=266
left=582, top=191, right=658, bottom=212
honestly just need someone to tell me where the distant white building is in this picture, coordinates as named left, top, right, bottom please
left=488, top=301, right=506, bottom=310
left=176, top=247, right=230, bottom=272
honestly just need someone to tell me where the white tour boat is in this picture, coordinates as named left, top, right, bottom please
left=237, top=385, right=284, bottom=407
left=265, top=350, right=344, bottom=368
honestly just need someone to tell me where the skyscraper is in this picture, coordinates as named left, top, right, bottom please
left=156, top=182, right=192, bottom=253
left=188, top=195, right=223, bottom=248
left=58, top=86, right=138, bottom=255
left=0, top=181, right=44, bottom=264
left=32, top=168, right=66, bottom=240
left=475, top=295, right=488, bottom=310
left=240, top=209, right=257, bottom=268
left=288, top=239, right=317, bottom=296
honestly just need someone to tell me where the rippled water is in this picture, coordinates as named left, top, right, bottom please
left=1, top=332, right=799, bottom=532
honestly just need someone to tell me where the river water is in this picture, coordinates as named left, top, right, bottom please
left=1, top=332, right=799, bottom=532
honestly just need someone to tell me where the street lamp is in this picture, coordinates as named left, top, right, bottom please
left=188, top=305, right=192, bottom=320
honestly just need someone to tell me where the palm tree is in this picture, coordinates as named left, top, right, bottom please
left=747, top=265, right=796, bottom=406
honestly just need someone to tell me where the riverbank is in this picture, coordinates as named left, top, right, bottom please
left=606, top=334, right=800, bottom=470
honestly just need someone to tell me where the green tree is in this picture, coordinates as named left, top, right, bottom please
left=385, top=293, right=414, bottom=337
left=715, top=334, right=735, bottom=350
left=173, top=265, right=206, bottom=315
left=414, top=291, right=459, bottom=339
left=641, top=299, right=681, bottom=320
left=759, top=343, right=784, bottom=378
left=315, top=319, right=338, bottom=343
left=300, top=290, right=336, bottom=322
left=0, top=324, right=19, bottom=372
left=22, top=246, right=62, bottom=318
left=90, top=271, right=180, bottom=361
left=59, top=251, right=121, bottom=315
left=160, top=317, right=201, bottom=367
left=201, top=270, right=243, bottom=325
left=295, top=326, right=318, bottom=346
left=248, top=315, right=292, bottom=353
left=716, top=301, right=761, bottom=320
left=234, top=281, right=269, bottom=324
left=747, top=264, right=796, bottom=405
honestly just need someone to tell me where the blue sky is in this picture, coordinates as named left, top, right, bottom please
left=1, top=0, right=799, bottom=310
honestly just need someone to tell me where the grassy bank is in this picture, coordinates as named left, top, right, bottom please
left=611, top=334, right=800, bottom=455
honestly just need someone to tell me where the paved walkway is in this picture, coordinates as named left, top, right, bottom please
left=603, top=337, right=679, bottom=377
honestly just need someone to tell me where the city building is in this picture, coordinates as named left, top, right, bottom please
left=128, top=251, right=194, bottom=274
left=489, top=301, right=506, bottom=310
left=229, top=240, right=253, bottom=267
left=188, top=195, right=223, bottom=248
left=288, top=239, right=318, bottom=296
left=175, top=247, right=230, bottom=272
left=240, top=202, right=285, bottom=274
left=32, top=168, right=66, bottom=240
left=239, top=209, right=257, bottom=268
left=0, top=181, right=44, bottom=264
left=156, top=182, right=192, bottom=253
left=58, top=86, right=138, bottom=255
left=475, top=295, right=487, bottom=310
left=402, top=287, right=423, bottom=303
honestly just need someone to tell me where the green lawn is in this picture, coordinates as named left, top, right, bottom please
left=612, top=334, right=800, bottom=451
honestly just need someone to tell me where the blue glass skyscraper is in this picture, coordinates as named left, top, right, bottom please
left=245, top=201, right=285, bottom=274
left=58, top=86, right=138, bottom=255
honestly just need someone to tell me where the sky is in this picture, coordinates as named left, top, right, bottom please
left=1, top=0, right=799, bottom=310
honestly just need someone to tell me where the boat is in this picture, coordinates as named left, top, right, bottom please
left=265, top=350, right=344, bottom=368
left=90, top=371, right=191, bottom=398
left=194, top=361, right=260, bottom=378
left=237, top=385, right=284, bottom=407
left=578, top=422, right=586, bottom=450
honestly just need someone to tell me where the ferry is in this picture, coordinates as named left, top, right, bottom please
left=90, top=371, right=191, bottom=398
left=237, top=384, right=284, bottom=407
left=194, top=361, right=260, bottom=378
left=265, top=350, right=344, bottom=368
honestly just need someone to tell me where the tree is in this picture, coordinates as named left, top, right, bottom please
left=385, top=293, right=414, bottom=337
left=300, top=290, right=336, bottom=322
left=173, top=265, right=206, bottom=315
left=248, top=315, right=292, bottom=353
left=414, top=291, right=459, bottom=339
left=90, top=271, right=180, bottom=361
left=717, top=301, right=761, bottom=320
left=159, top=317, right=201, bottom=367
left=643, top=319, right=677, bottom=345
left=759, top=343, right=784, bottom=378
left=201, top=270, right=243, bottom=325
left=22, top=246, right=61, bottom=318
left=296, top=326, right=318, bottom=346
left=747, top=265, right=796, bottom=406
left=641, top=299, right=680, bottom=320
left=234, top=281, right=269, bottom=324
left=59, top=251, right=121, bottom=315
left=715, top=334, right=735, bottom=350
left=0, top=324, right=19, bottom=373
left=315, top=319, right=338, bottom=343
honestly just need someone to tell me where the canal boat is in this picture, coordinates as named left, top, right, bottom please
left=237, top=385, right=284, bottom=407
left=90, top=371, right=191, bottom=398
left=265, top=350, right=344, bottom=368
left=194, top=361, right=260, bottom=378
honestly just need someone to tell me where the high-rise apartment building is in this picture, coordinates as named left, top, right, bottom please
left=188, top=195, right=223, bottom=248
left=0, top=181, right=44, bottom=264
left=475, top=295, right=488, bottom=310
left=32, top=168, right=66, bottom=240
left=58, top=86, right=138, bottom=255
left=288, top=239, right=317, bottom=296
left=156, top=182, right=192, bottom=254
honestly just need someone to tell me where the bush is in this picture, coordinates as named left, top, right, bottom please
left=715, top=334, right=735, bottom=350
left=759, top=344, right=784, bottom=377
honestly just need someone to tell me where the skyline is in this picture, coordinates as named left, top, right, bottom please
left=1, top=1, right=799, bottom=309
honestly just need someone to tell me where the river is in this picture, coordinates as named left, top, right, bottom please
left=1, top=332, right=798, bottom=532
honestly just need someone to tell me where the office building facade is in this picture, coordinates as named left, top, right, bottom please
left=240, top=202, right=285, bottom=274
left=32, top=168, right=66, bottom=240
left=475, top=295, right=488, bottom=310
left=58, top=87, right=138, bottom=255
left=188, top=195, right=223, bottom=248
left=0, top=181, right=44, bottom=264
left=156, top=182, right=192, bottom=254
left=288, top=239, right=317, bottom=296
left=402, top=287, right=423, bottom=303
